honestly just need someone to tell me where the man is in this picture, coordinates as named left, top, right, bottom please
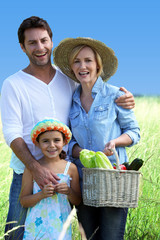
left=1, top=16, right=135, bottom=240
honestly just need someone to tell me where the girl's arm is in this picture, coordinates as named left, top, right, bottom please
left=20, top=168, right=55, bottom=208
left=67, top=163, right=81, bottom=205
left=54, top=163, right=81, bottom=206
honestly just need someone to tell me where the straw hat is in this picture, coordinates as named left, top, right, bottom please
left=31, top=118, right=72, bottom=145
left=53, top=37, right=118, bottom=82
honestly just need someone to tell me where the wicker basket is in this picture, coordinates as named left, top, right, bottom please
left=82, top=149, right=141, bottom=208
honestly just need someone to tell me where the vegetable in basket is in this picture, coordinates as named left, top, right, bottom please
left=79, top=149, right=96, bottom=168
left=113, top=158, right=143, bottom=171
left=127, top=158, right=144, bottom=171
left=94, top=151, right=113, bottom=169
left=79, top=149, right=113, bottom=169
left=113, top=164, right=127, bottom=170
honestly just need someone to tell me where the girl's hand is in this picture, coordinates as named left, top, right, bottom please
left=54, top=182, right=70, bottom=195
left=41, top=182, right=55, bottom=198
left=103, top=140, right=116, bottom=156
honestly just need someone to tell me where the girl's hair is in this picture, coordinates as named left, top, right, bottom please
left=69, top=45, right=103, bottom=78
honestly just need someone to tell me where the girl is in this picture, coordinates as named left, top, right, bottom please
left=53, top=38, right=140, bottom=240
left=20, top=118, right=81, bottom=240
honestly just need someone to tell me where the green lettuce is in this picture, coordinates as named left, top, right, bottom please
left=79, top=149, right=96, bottom=168
left=94, top=151, right=113, bottom=169
left=79, top=149, right=113, bottom=169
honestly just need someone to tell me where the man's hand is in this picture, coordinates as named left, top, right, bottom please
left=10, top=138, right=60, bottom=190
left=31, top=163, right=60, bottom=190
left=115, top=87, right=135, bottom=109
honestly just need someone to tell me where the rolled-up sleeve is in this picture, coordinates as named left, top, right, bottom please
left=1, top=79, right=23, bottom=146
left=115, top=91, right=140, bottom=147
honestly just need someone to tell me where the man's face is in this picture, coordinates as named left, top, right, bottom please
left=21, top=28, right=53, bottom=67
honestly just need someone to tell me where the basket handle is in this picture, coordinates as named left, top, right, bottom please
left=111, top=148, right=120, bottom=170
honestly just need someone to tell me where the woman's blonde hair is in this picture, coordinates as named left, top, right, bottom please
left=69, top=45, right=103, bottom=78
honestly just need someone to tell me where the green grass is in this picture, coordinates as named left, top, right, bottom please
left=124, top=96, right=160, bottom=239
left=0, top=121, right=12, bottom=238
left=0, top=96, right=160, bottom=239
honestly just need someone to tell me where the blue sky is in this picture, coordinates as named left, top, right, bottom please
left=0, top=0, right=159, bottom=95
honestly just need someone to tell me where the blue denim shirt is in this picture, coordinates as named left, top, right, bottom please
left=68, top=77, right=140, bottom=188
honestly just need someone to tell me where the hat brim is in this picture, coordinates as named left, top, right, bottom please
left=31, top=119, right=72, bottom=145
left=53, top=37, right=118, bottom=82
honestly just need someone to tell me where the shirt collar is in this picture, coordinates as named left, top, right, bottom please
left=92, top=77, right=104, bottom=94
left=73, top=77, right=105, bottom=102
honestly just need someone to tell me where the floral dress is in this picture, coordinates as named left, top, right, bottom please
left=23, top=162, right=72, bottom=240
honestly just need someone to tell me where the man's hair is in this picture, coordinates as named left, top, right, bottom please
left=18, top=16, right=53, bottom=46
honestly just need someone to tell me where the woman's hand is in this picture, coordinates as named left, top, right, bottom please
left=103, top=134, right=133, bottom=156
left=103, top=140, right=116, bottom=156
left=115, top=87, right=135, bottom=109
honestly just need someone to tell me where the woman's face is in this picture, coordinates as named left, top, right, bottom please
left=71, top=46, right=98, bottom=87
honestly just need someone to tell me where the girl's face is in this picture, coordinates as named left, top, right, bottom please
left=37, top=131, right=64, bottom=159
left=71, top=46, right=98, bottom=87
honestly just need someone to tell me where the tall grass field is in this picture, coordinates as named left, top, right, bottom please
left=0, top=96, right=160, bottom=239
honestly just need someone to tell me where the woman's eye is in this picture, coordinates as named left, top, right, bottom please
left=74, top=60, right=80, bottom=63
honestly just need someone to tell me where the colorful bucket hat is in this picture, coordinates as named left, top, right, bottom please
left=31, top=118, right=72, bottom=145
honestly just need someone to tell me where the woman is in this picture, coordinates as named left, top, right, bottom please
left=53, top=37, right=140, bottom=240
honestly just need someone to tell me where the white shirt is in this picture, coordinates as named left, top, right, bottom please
left=1, top=67, right=78, bottom=174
